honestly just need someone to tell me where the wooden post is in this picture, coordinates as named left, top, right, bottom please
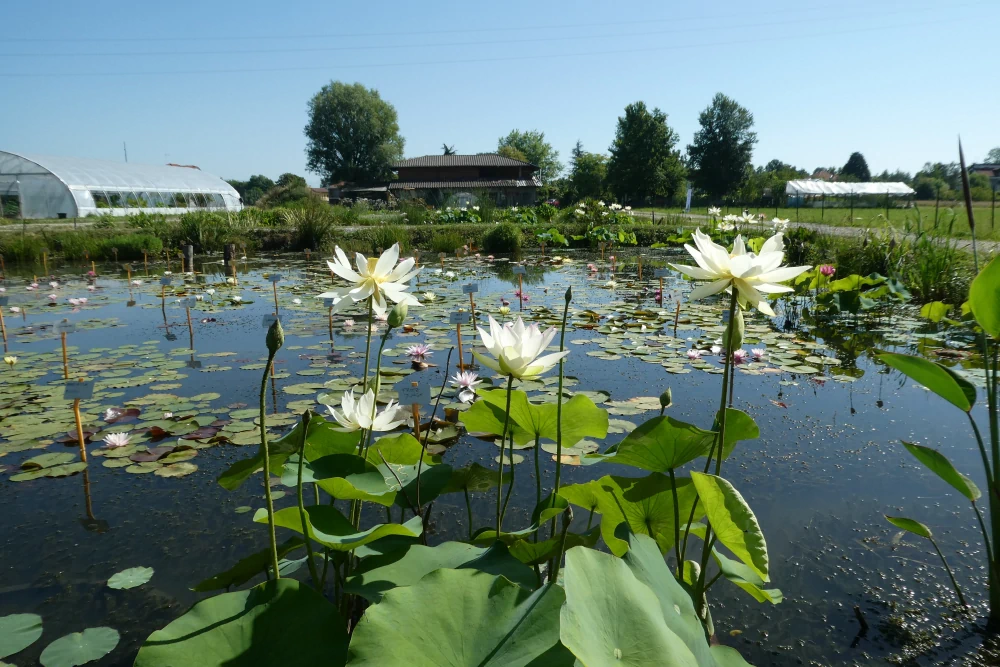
left=61, top=332, right=69, bottom=379
left=658, top=276, right=664, bottom=302
left=143, top=250, right=148, bottom=273
left=72, top=382, right=87, bottom=463
left=186, top=301, right=194, bottom=350
left=0, top=254, right=6, bottom=278
left=456, top=321, right=464, bottom=371
left=517, top=273, right=523, bottom=312
left=328, top=303, right=334, bottom=342
left=42, top=252, right=48, bottom=276
left=469, top=291, right=476, bottom=325
left=184, top=245, right=194, bottom=274
left=126, top=264, right=131, bottom=282
left=410, top=381, right=421, bottom=439
left=272, top=281, right=280, bottom=316
left=637, top=255, right=643, bottom=281
left=0, top=308, right=7, bottom=349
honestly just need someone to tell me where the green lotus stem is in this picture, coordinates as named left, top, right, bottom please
left=259, top=350, right=280, bottom=579
left=361, top=331, right=390, bottom=458
left=966, top=412, right=995, bottom=490
left=464, top=488, right=474, bottom=540
left=533, top=434, right=542, bottom=539
left=930, top=535, right=968, bottom=608
left=972, top=500, right=996, bottom=580
left=550, top=505, right=573, bottom=584
left=416, top=347, right=454, bottom=513
left=554, top=287, right=572, bottom=496
left=586, top=507, right=595, bottom=531
left=496, top=374, right=515, bottom=535
left=669, top=468, right=681, bottom=576
left=500, top=430, right=516, bottom=528
left=361, top=297, right=374, bottom=392
left=295, top=412, right=321, bottom=589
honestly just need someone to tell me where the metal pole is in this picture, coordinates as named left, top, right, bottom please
left=850, top=192, right=855, bottom=223
left=821, top=194, right=825, bottom=220
left=885, top=189, right=890, bottom=220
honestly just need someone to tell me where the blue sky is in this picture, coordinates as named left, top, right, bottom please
left=2, top=0, right=996, bottom=185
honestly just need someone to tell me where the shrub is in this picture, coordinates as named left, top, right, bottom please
left=96, top=234, right=163, bottom=260
left=430, top=230, right=465, bottom=254
left=282, top=205, right=336, bottom=251
left=368, top=225, right=409, bottom=254
left=482, top=222, right=523, bottom=254
left=399, top=200, right=431, bottom=226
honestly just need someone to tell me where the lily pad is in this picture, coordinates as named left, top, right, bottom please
left=39, top=627, right=119, bottom=667
left=107, top=566, right=154, bottom=590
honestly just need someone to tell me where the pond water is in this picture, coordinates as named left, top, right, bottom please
left=0, top=249, right=990, bottom=666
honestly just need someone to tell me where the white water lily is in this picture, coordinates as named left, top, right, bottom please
left=103, top=432, right=131, bottom=449
left=326, top=389, right=407, bottom=432
left=669, top=228, right=811, bottom=316
left=473, top=316, right=569, bottom=380
left=320, top=244, right=420, bottom=316
left=708, top=206, right=722, bottom=216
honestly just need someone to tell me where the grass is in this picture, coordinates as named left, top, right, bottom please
left=635, top=201, right=1000, bottom=241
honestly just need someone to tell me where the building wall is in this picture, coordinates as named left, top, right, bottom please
left=396, top=165, right=529, bottom=181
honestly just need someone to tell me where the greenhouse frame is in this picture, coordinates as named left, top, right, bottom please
left=0, top=151, right=242, bottom=219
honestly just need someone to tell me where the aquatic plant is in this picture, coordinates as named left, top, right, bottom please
left=879, top=144, right=1000, bottom=630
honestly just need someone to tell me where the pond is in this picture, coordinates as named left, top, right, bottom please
left=0, top=248, right=989, bottom=665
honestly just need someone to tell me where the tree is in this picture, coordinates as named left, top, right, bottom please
left=276, top=173, right=307, bottom=188
left=568, top=140, right=608, bottom=201
left=496, top=145, right=528, bottom=163
left=606, top=102, right=686, bottom=204
left=686, top=93, right=757, bottom=199
left=226, top=174, right=275, bottom=206
left=304, top=82, right=404, bottom=185
left=442, top=144, right=456, bottom=155
left=497, top=130, right=562, bottom=182
left=841, top=152, right=871, bottom=182
left=986, top=147, right=1000, bottom=163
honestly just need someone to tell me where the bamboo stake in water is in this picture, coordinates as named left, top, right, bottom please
left=0, top=308, right=7, bottom=350
left=61, top=332, right=69, bottom=379
left=456, top=321, right=464, bottom=370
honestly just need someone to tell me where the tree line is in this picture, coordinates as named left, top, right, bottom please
left=231, top=81, right=999, bottom=207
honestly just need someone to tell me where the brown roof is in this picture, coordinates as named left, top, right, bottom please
left=392, top=154, right=536, bottom=169
left=389, top=178, right=539, bottom=190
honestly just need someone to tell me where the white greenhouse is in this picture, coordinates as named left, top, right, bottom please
left=0, top=151, right=242, bottom=219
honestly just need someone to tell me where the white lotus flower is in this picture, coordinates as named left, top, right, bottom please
left=205, top=288, right=215, bottom=296
left=326, top=389, right=407, bottom=432
left=320, top=244, right=420, bottom=316
left=472, top=316, right=569, bottom=379
left=708, top=207, right=722, bottom=216
left=292, top=298, right=302, bottom=305
left=103, top=432, right=131, bottom=448
left=668, top=228, right=811, bottom=317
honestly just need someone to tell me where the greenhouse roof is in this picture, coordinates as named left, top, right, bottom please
left=785, top=180, right=915, bottom=196
left=1, top=151, right=236, bottom=193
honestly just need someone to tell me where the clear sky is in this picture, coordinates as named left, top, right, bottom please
left=2, top=0, right=996, bottom=185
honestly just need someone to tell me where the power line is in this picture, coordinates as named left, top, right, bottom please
left=0, top=2, right=974, bottom=58
left=0, top=0, right=969, bottom=44
left=0, top=16, right=971, bottom=79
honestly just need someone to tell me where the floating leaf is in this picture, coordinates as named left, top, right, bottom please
left=107, top=566, right=154, bottom=590
left=0, top=613, right=43, bottom=659
left=135, top=580, right=345, bottom=666
left=40, top=627, right=119, bottom=667
left=348, top=569, right=565, bottom=667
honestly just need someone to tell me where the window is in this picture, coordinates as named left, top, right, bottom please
left=125, top=191, right=141, bottom=208
left=91, top=190, right=111, bottom=208
left=209, top=193, right=225, bottom=208
left=107, top=191, right=124, bottom=208
left=136, top=192, right=154, bottom=207
left=192, top=193, right=209, bottom=207
left=173, top=193, right=188, bottom=207
left=157, top=192, right=173, bottom=207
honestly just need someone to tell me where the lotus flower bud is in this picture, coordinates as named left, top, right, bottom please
left=659, top=388, right=673, bottom=410
left=388, top=303, right=408, bottom=329
left=565, top=285, right=573, bottom=303
left=266, top=319, right=284, bottom=354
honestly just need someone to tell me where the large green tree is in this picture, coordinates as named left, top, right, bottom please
left=986, top=147, right=1000, bottom=163
left=840, top=152, right=871, bottom=182
left=569, top=140, right=608, bottom=201
left=606, top=102, right=685, bottom=204
left=686, top=93, right=757, bottom=199
left=304, top=82, right=404, bottom=185
left=226, top=174, right=275, bottom=206
left=497, top=130, right=562, bottom=183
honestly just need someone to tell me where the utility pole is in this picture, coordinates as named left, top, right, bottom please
left=123, top=142, right=128, bottom=163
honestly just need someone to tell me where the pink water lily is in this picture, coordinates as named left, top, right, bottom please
left=451, top=371, right=482, bottom=402
left=406, top=343, right=432, bottom=360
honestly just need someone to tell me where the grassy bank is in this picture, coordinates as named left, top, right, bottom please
left=636, top=201, right=1000, bottom=240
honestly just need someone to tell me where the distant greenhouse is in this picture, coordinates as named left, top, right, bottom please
left=0, top=151, right=242, bottom=219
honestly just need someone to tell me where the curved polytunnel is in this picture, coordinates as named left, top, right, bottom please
left=0, top=151, right=242, bottom=219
